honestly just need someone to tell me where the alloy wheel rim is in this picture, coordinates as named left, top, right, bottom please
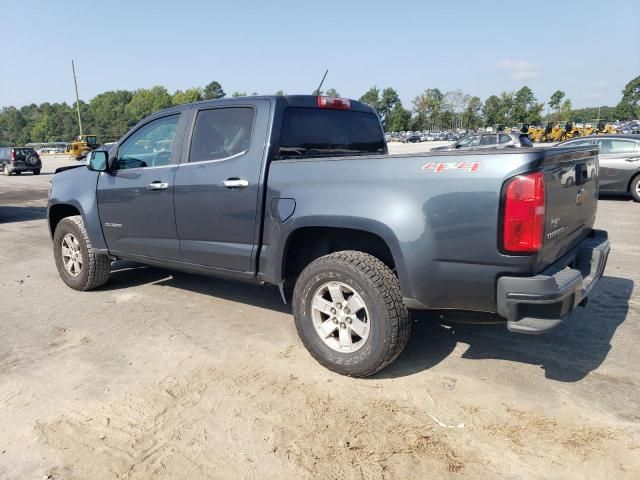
left=61, top=233, right=82, bottom=277
left=311, top=281, right=370, bottom=353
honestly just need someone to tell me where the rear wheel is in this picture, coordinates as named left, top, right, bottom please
left=53, top=215, right=111, bottom=291
left=33, top=169, right=41, bottom=175
left=292, top=251, right=410, bottom=377
left=630, top=175, right=640, bottom=202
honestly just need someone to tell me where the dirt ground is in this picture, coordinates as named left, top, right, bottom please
left=0, top=149, right=638, bottom=479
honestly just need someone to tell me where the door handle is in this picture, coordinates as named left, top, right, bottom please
left=222, top=178, right=249, bottom=189
left=146, top=181, right=169, bottom=190
left=624, top=158, right=640, bottom=162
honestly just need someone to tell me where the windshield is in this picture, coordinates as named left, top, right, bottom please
left=279, top=108, right=386, bottom=158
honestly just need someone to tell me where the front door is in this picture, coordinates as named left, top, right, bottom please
left=97, top=113, right=186, bottom=260
left=173, top=101, right=270, bottom=271
left=595, top=138, right=640, bottom=192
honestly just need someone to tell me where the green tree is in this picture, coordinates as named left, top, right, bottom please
left=462, top=96, right=483, bottom=129
left=203, top=81, right=226, bottom=100
left=274, top=90, right=286, bottom=96
left=482, top=95, right=501, bottom=126
left=558, top=99, right=573, bottom=121
left=231, top=91, right=247, bottom=97
left=412, top=88, right=444, bottom=128
left=324, top=88, right=340, bottom=97
left=172, top=87, right=203, bottom=105
left=618, top=75, right=640, bottom=119
left=125, top=86, right=172, bottom=124
left=548, top=90, right=565, bottom=111
left=387, top=102, right=411, bottom=132
left=615, top=101, right=634, bottom=120
left=378, top=87, right=400, bottom=129
left=359, top=86, right=381, bottom=110
left=512, top=86, right=543, bottom=124
left=88, top=90, right=133, bottom=140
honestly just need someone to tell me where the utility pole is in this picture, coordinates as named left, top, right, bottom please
left=72, top=60, right=83, bottom=138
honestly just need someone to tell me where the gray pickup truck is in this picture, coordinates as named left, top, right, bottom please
left=48, top=95, right=610, bottom=377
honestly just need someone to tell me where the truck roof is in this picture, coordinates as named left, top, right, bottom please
left=147, top=95, right=377, bottom=118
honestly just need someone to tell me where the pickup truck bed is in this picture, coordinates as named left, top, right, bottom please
left=47, top=95, right=609, bottom=376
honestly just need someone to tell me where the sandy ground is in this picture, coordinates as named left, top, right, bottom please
left=0, top=150, right=638, bottom=479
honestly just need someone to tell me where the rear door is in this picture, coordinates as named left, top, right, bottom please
left=537, top=146, right=599, bottom=270
left=97, top=113, right=187, bottom=260
left=173, top=100, right=270, bottom=271
left=595, top=138, right=640, bottom=192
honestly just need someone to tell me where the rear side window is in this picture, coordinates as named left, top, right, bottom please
left=279, top=108, right=385, bottom=158
left=499, top=134, right=512, bottom=144
left=518, top=135, right=533, bottom=147
left=480, top=134, right=497, bottom=146
left=597, top=139, right=636, bottom=154
left=190, top=107, right=255, bottom=162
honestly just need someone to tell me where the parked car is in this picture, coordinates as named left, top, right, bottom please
left=555, top=134, right=640, bottom=201
left=405, top=132, right=421, bottom=143
left=431, top=132, right=533, bottom=151
left=48, top=95, right=609, bottom=377
left=0, top=146, right=42, bottom=175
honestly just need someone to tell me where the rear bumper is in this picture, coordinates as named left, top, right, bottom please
left=497, top=229, right=610, bottom=334
left=6, top=163, right=41, bottom=171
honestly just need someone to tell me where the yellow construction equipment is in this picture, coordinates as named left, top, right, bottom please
left=535, top=122, right=554, bottom=142
left=67, top=134, right=99, bottom=160
left=562, top=122, right=581, bottom=140
left=595, top=119, right=617, bottom=134
left=581, top=123, right=595, bottom=136
left=550, top=123, right=567, bottom=142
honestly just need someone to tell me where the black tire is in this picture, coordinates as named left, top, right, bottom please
left=15, top=171, right=21, bottom=175
left=33, top=169, right=41, bottom=175
left=292, top=251, right=410, bottom=377
left=630, top=174, right=640, bottom=202
left=53, top=215, right=111, bottom=291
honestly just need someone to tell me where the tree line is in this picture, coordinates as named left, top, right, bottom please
left=0, top=76, right=638, bottom=145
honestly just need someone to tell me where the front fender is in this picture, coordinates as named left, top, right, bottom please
left=47, top=167, right=107, bottom=251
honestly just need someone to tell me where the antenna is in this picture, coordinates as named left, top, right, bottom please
left=313, top=69, right=328, bottom=95
left=72, top=60, right=83, bottom=138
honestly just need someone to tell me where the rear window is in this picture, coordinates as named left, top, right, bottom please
left=518, top=134, right=533, bottom=147
left=279, top=108, right=385, bottom=159
left=14, top=148, right=36, bottom=158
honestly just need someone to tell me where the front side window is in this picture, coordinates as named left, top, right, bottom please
left=190, top=107, right=255, bottom=163
left=457, top=135, right=479, bottom=147
left=563, top=139, right=591, bottom=147
left=117, top=115, right=180, bottom=170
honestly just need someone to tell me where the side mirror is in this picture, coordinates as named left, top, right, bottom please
left=87, top=150, right=108, bottom=172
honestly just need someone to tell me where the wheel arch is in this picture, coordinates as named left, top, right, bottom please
left=47, top=201, right=108, bottom=252
left=274, top=217, right=412, bottom=299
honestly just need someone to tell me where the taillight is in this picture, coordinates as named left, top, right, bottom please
left=10, top=149, right=15, bottom=163
left=317, top=96, right=351, bottom=110
left=501, top=171, right=545, bottom=253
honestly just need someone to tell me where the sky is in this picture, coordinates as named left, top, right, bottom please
left=1, top=0, right=639, bottom=110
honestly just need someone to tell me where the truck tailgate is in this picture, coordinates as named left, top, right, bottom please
left=537, top=146, right=599, bottom=272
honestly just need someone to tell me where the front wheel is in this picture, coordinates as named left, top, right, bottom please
left=631, top=175, right=640, bottom=202
left=292, top=251, right=410, bottom=377
left=53, top=215, right=111, bottom=291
